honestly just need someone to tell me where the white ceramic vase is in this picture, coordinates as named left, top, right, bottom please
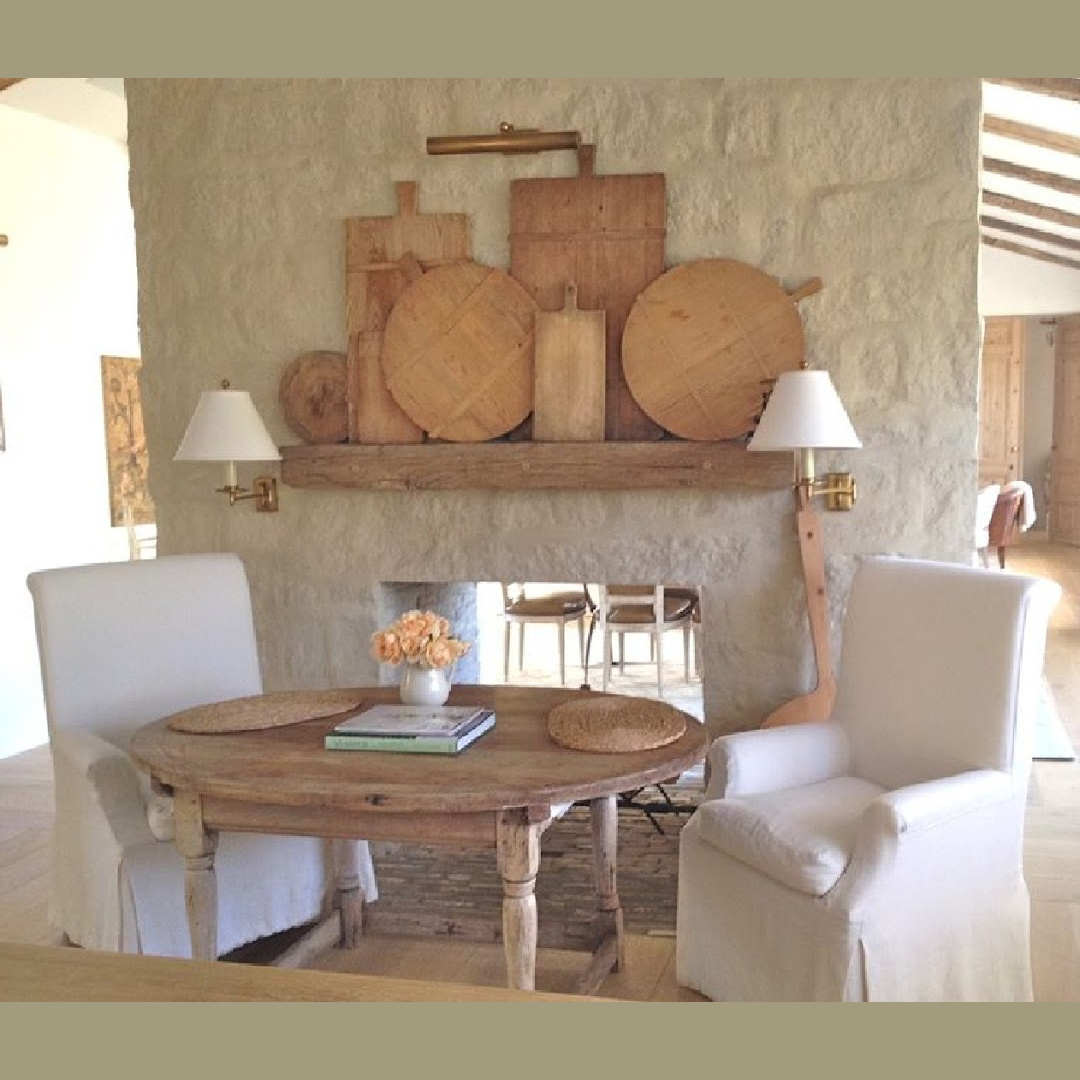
left=399, top=664, right=451, bottom=706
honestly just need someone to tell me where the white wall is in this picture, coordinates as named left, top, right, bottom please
left=1023, top=317, right=1056, bottom=524
left=0, top=105, right=140, bottom=758
left=980, top=245, right=1080, bottom=316
left=127, top=79, right=982, bottom=737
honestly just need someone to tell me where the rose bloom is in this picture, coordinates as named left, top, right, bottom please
left=424, top=637, right=457, bottom=669
left=371, top=630, right=404, bottom=665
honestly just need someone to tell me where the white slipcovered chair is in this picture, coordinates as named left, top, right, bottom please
left=27, top=553, right=377, bottom=959
left=676, top=556, right=1060, bottom=1001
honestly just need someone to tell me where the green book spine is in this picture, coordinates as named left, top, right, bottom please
left=324, top=734, right=460, bottom=754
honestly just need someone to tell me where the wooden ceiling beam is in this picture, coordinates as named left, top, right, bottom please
left=985, top=78, right=1080, bottom=103
left=982, top=156, right=1080, bottom=198
left=983, top=189, right=1080, bottom=231
left=981, top=214, right=1080, bottom=253
left=0, top=78, right=24, bottom=92
left=981, top=232, right=1080, bottom=272
left=983, top=115, right=1080, bottom=158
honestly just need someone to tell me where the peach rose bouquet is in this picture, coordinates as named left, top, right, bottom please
left=370, top=609, right=471, bottom=671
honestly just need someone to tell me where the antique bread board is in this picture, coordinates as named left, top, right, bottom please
left=381, top=260, right=539, bottom=442
left=279, top=350, right=350, bottom=444
left=344, top=180, right=470, bottom=444
left=533, top=282, right=606, bottom=442
left=621, top=259, right=816, bottom=441
left=509, top=151, right=666, bottom=441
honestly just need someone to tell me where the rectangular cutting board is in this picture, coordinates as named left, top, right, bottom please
left=533, top=282, right=606, bottom=442
left=509, top=147, right=666, bottom=441
left=344, top=181, right=470, bottom=443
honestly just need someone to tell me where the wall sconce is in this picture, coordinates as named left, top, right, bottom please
left=748, top=365, right=861, bottom=728
left=174, top=380, right=281, bottom=512
left=427, top=122, right=581, bottom=156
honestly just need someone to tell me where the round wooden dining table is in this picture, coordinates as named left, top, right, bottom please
left=129, top=683, right=709, bottom=994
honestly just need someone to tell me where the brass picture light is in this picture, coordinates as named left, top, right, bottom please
left=427, top=121, right=581, bottom=156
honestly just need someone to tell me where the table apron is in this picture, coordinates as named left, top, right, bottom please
left=200, top=796, right=501, bottom=846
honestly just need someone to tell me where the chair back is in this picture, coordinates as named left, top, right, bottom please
left=832, top=557, right=1060, bottom=791
left=27, top=554, right=263, bottom=748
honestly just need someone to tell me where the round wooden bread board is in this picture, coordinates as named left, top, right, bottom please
left=381, top=261, right=539, bottom=442
left=279, top=350, right=349, bottom=444
left=547, top=696, right=688, bottom=753
left=621, top=259, right=816, bottom=441
left=164, top=689, right=364, bottom=734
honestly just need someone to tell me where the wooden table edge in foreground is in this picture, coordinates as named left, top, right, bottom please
left=0, top=943, right=609, bottom=1002
left=130, top=685, right=709, bottom=997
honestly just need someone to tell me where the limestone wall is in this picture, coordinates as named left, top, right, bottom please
left=126, top=78, right=982, bottom=734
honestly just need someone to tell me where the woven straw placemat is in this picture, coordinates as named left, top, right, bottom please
left=547, top=696, right=687, bottom=753
left=165, top=689, right=364, bottom=734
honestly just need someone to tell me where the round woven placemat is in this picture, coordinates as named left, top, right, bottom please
left=547, top=696, right=687, bottom=753
left=165, top=689, right=364, bottom=734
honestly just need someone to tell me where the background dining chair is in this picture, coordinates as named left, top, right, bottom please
left=27, top=553, right=378, bottom=959
left=676, top=556, right=1060, bottom=1001
left=598, top=584, right=697, bottom=695
left=500, top=582, right=593, bottom=686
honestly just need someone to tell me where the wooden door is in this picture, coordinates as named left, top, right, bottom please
left=1050, top=315, right=1080, bottom=546
left=978, top=316, right=1025, bottom=487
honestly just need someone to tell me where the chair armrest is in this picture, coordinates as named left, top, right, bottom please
left=875, top=770, right=1014, bottom=835
left=705, top=721, right=851, bottom=798
left=829, top=770, right=1017, bottom=915
left=50, top=730, right=158, bottom=847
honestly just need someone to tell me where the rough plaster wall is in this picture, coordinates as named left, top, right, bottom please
left=125, top=78, right=982, bottom=736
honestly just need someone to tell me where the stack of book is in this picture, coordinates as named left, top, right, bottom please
left=324, top=703, right=495, bottom=755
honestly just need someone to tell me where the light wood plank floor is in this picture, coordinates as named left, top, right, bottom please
left=2, top=533, right=1077, bottom=1000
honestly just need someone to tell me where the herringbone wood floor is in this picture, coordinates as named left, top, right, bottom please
left=2, top=534, right=1077, bottom=999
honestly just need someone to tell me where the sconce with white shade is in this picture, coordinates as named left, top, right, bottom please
left=748, top=366, right=861, bottom=510
left=748, top=364, right=861, bottom=728
left=174, top=380, right=281, bottom=512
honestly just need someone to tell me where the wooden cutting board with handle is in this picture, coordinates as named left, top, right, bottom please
left=344, top=180, right=470, bottom=444
left=381, top=260, right=539, bottom=442
left=621, top=258, right=823, bottom=441
left=279, top=350, right=349, bottom=444
left=509, top=146, right=666, bottom=441
left=533, top=281, right=606, bottom=442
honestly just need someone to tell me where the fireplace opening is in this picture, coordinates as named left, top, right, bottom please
left=476, top=581, right=704, bottom=722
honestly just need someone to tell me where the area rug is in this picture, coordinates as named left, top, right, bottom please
left=1033, top=680, right=1075, bottom=761
left=362, top=787, right=703, bottom=951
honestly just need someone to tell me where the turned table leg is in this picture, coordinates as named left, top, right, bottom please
left=575, top=794, right=625, bottom=995
left=174, top=790, right=219, bottom=961
left=332, top=838, right=365, bottom=948
left=496, top=808, right=542, bottom=992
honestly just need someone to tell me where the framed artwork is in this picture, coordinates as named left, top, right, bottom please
left=101, top=355, right=156, bottom=527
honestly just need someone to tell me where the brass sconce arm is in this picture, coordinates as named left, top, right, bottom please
left=216, top=477, right=279, bottom=512
left=799, top=472, right=857, bottom=512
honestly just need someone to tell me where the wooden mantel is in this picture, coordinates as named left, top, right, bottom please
left=280, top=440, right=792, bottom=492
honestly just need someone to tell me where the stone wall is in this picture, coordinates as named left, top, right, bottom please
left=125, top=78, right=982, bottom=735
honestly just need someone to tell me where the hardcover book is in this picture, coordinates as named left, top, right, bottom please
left=324, top=704, right=495, bottom=754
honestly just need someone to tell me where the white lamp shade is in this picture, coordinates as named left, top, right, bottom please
left=747, top=369, right=861, bottom=451
left=174, top=389, right=282, bottom=462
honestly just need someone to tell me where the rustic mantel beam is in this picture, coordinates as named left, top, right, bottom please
left=280, top=441, right=792, bottom=492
